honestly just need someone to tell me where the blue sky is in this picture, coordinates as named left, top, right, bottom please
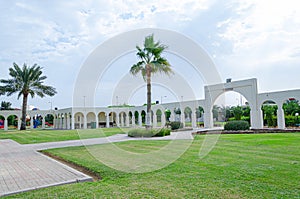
left=1, top=0, right=300, bottom=109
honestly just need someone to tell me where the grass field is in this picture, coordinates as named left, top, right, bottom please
left=0, top=128, right=124, bottom=144
left=5, top=133, right=300, bottom=198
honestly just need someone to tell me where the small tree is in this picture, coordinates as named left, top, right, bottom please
left=233, top=106, right=243, bottom=121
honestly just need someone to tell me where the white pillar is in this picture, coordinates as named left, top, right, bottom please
left=106, top=114, right=110, bottom=128
left=67, top=115, right=71, bottom=129
left=4, top=118, right=8, bottom=131
left=138, top=113, right=142, bottom=127
left=277, top=108, right=286, bottom=129
left=161, top=112, right=166, bottom=127
left=30, top=117, right=34, bottom=129
left=42, top=116, right=46, bottom=129
left=181, top=113, right=185, bottom=127
left=71, top=115, right=75, bottom=129
left=95, top=114, right=99, bottom=129
left=132, top=115, right=136, bottom=127
left=18, top=118, right=21, bottom=130
left=83, top=114, right=87, bottom=129
left=116, top=114, right=120, bottom=127
left=120, top=113, right=124, bottom=127
left=204, top=111, right=213, bottom=128
left=192, top=111, right=196, bottom=128
left=126, top=114, right=130, bottom=127
left=153, top=113, right=157, bottom=128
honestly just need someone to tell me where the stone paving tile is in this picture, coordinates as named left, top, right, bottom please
left=0, top=140, right=93, bottom=197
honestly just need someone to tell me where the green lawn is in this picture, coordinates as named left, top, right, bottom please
left=5, top=133, right=300, bottom=198
left=0, top=128, right=124, bottom=144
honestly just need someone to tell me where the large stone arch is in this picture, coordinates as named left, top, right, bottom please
left=74, top=112, right=84, bottom=129
left=86, top=112, right=96, bottom=129
left=204, top=78, right=262, bottom=129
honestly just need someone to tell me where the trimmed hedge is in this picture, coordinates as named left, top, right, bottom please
left=224, top=120, right=250, bottom=131
left=167, top=121, right=183, bottom=130
left=127, top=128, right=171, bottom=137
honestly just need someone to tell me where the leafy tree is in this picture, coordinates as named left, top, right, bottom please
left=130, top=34, right=173, bottom=128
left=232, top=106, right=243, bottom=120
left=283, top=99, right=300, bottom=116
left=1, top=101, right=13, bottom=110
left=165, top=109, right=171, bottom=122
left=196, top=106, right=204, bottom=118
left=0, top=63, right=57, bottom=130
left=262, top=105, right=277, bottom=127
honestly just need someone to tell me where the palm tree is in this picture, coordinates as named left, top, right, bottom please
left=0, top=63, right=57, bottom=130
left=130, top=34, right=173, bottom=128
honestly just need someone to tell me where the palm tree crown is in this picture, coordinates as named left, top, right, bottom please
left=130, top=34, right=173, bottom=128
left=0, top=63, right=57, bottom=130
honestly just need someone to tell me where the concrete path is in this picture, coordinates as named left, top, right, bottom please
left=0, top=130, right=195, bottom=197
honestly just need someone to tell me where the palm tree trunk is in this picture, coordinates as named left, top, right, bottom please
left=20, top=94, right=28, bottom=130
left=146, top=64, right=152, bottom=129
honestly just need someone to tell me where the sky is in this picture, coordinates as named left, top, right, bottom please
left=0, top=0, right=300, bottom=110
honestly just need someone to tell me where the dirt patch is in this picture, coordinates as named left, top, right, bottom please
left=40, top=151, right=101, bottom=181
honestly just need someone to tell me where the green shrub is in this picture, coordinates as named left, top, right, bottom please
left=127, top=128, right=171, bottom=137
left=224, top=120, right=250, bottom=131
left=153, top=128, right=171, bottom=137
left=167, top=121, right=183, bottom=130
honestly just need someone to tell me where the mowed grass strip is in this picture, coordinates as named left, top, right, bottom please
left=5, top=133, right=300, bottom=199
left=0, top=128, right=124, bottom=144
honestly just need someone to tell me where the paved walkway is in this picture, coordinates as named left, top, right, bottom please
left=0, top=130, right=195, bottom=197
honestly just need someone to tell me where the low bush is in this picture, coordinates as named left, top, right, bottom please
left=127, top=128, right=171, bottom=137
left=167, top=121, right=183, bottom=130
left=224, top=120, right=250, bottom=131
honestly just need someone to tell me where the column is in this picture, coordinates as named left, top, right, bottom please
left=30, top=117, right=34, bottom=129
left=67, top=115, right=71, bottom=129
left=83, top=114, right=87, bottom=129
left=42, top=116, right=46, bottom=129
left=4, top=118, right=8, bottom=131
left=132, top=115, right=136, bottom=127
left=18, top=118, right=21, bottom=130
left=116, top=114, right=120, bottom=127
left=161, top=113, right=166, bottom=127
left=181, top=113, right=185, bottom=128
left=71, top=115, right=75, bottom=129
left=153, top=113, right=157, bottom=128
left=106, top=114, right=110, bottom=128
left=191, top=111, right=197, bottom=128
left=138, top=113, right=142, bottom=127
left=120, top=113, right=124, bottom=127
left=204, top=111, right=213, bottom=128
left=126, top=114, right=130, bottom=127
left=277, top=108, right=286, bottom=129
left=95, top=115, right=99, bottom=129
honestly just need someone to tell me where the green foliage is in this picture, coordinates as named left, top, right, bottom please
left=196, top=106, right=204, bottom=118
left=174, top=107, right=181, bottom=115
left=262, top=105, right=278, bottom=127
left=167, top=121, right=183, bottom=130
left=232, top=106, right=243, bottom=120
left=127, top=128, right=171, bottom=137
left=0, top=101, right=13, bottom=110
left=283, top=99, right=300, bottom=116
left=224, top=120, right=250, bottom=131
left=285, top=115, right=298, bottom=127
left=165, top=109, right=171, bottom=121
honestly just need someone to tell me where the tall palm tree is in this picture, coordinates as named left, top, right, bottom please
left=130, top=34, right=173, bottom=128
left=0, top=63, right=57, bottom=130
